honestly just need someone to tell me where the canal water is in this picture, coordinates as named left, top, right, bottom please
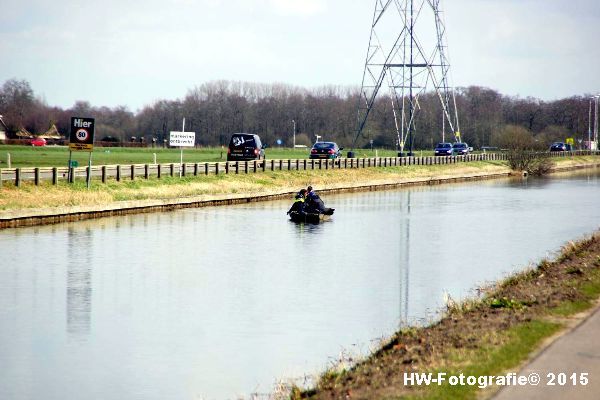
left=1, top=169, right=600, bottom=399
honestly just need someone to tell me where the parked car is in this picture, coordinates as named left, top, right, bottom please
left=30, top=137, right=47, bottom=147
left=549, top=142, right=567, bottom=152
left=309, top=142, right=343, bottom=159
left=227, top=133, right=265, bottom=161
left=452, top=142, right=470, bottom=155
left=434, top=142, right=453, bottom=156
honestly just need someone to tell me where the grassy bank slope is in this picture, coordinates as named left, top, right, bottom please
left=0, top=160, right=510, bottom=211
left=299, top=233, right=600, bottom=400
left=1, top=156, right=598, bottom=212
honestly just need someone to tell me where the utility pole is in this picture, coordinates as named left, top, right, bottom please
left=589, top=98, right=593, bottom=150
left=594, top=94, right=600, bottom=150
left=408, top=0, right=415, bottom=156
left=353, top=0, right=460, bottom=157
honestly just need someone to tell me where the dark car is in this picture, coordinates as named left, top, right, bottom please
left=434, top=142, right=453, bottom=156
left=452, top=142, right=470, bottom=155
left=549, top=142, right=567, bottom=152
left=227, top=133, right=265, bottom=161
left=310, top=142, right=343, bottom=159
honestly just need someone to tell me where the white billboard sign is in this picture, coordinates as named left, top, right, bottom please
left=169, top=131, right=196, bottom=147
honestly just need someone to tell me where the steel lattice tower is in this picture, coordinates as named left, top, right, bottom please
left=354, top=0, right=460, bottom=155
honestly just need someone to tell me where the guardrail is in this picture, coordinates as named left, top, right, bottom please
left=0, top=151, right=594, bottom=187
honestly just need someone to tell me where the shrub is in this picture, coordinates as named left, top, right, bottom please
left=493, top=125, right=553, bottom=175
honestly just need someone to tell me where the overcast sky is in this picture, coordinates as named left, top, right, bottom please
left=1, top=0, right=599, bottom=111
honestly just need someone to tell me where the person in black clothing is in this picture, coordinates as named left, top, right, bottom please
left=305, top=185, right=334, bottom=215
left=287, top=189, right=307, bottom=215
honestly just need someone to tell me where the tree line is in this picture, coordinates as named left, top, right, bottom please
left=0, top=78, right=594, bottom=150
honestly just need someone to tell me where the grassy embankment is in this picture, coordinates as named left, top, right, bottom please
left=296, top=232, right=600, bottom=400
left=0, top=158, right=510, bottom=211
left=1, top=156, right=598, bottom=212
left=0, top=145, right=405, bottom=168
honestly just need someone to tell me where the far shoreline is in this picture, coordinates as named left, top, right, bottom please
left=1, top=158, right=599, bottom=229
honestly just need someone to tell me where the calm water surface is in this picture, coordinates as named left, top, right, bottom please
left=1, top=169, right=600, bottom=399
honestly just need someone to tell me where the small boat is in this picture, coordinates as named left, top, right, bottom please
left=288, top=210, right=333, bottom=224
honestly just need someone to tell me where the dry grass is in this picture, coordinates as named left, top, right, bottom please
left=0, top=161, right=512, bottom=211
left=2, top=156, right=599, bottom=212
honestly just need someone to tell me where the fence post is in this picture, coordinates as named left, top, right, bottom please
left=144, top=164, right=149, bottom=179
left=34, top=167, right=40, bottom=186
left=170, top=163, right=175, bottom=177
left=244, top=161, right=248, bottom=174
left=157, top=164, right=162, bottom=179
left=253, top=160, right=257, bottom=173
left=15, top=168, right=21, bottom=187
left=101, top=166, right=107, bottom=183
left=194, top=163, right=199, bottom=176
left=234, top=161, right=239, bottom=174
left=130, top=165, right=135, bottom=180
left=205, top=163, right=209, bottom=175
left=116, top=165, right=121, bottom=181
left=279, top=159, right=283, bottom=170
left=271, top=159, right=275, bottom=171
left=52, top=167, right=58, bottom=185
left=288, top=159, right=291, bottom=171
left=262, top=160, right=266, bottom=172
left=69, top=167, right=75, bottom=183
left=215, top=163, right=219, bottom=175
left=225, top=162, right=229, bottom=174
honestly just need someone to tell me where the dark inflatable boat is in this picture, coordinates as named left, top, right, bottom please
left=288, top=209, right=334, bottom=224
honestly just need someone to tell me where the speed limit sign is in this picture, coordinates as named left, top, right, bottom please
left=69, top=117, right=95, bottom=151
left=75, top=129, right=89, bottom=142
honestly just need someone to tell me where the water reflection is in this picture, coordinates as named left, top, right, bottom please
left=399, top=191, right=411, bottom=326
left=66, top=227, right=93, bottom=338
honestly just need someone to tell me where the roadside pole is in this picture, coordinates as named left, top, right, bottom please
left=180, top=118, right=185, bottom=178
left=67, top=150, right=73, bottom=182
left=87, top=152, right=93, bottom=189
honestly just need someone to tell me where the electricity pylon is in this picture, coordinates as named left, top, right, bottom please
left=353, top=0, right=460, bottom=155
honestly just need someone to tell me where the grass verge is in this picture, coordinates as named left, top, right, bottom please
left=0, top=145, right=407, bottom=168
left=295, top=233, right=600, bottom=400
